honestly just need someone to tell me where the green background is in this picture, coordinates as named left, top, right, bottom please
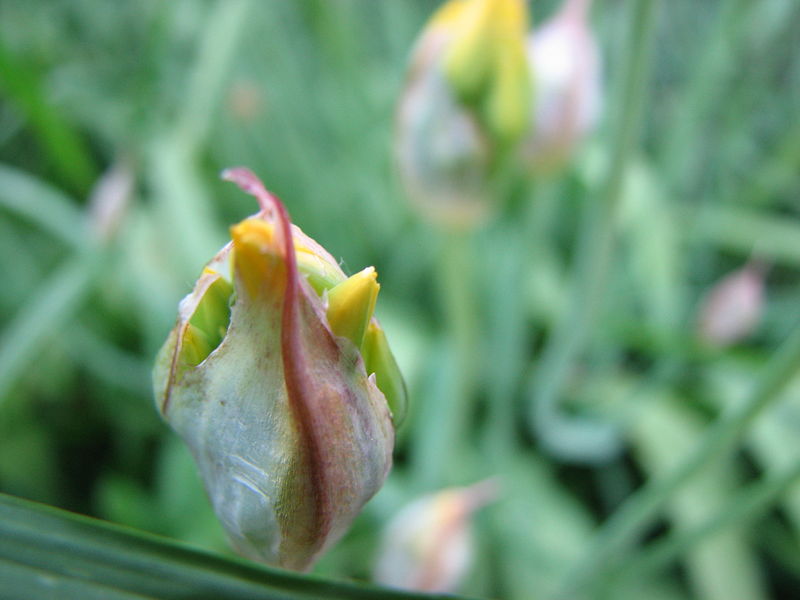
left=1, top=1, right=799, bottom=598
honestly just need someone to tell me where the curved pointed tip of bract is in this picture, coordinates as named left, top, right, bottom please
left=222, top=167, right=276, bottom=213
left=221, top=166, right=261, bottom=193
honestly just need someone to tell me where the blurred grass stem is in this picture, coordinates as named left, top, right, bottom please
left=659, top=0, right=749, bottom=192
left=417, top=228, right=478, bottom=487
left=613, top=459, right=800, bottom=589
left=530, top=0, right=659, bottom=461
left=555, top=319, right=800, bottom=597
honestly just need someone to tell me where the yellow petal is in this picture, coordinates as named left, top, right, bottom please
left=326, top=267, right=380, bottom=349
left=231, top=218, right=284, bottom=301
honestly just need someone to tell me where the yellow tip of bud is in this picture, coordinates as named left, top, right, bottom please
left=231, top=219, right=283, bottom=299
left=326, top=267, right=380, bottom=349
left=484, top=39, right=531, bottom=145
left=444, top=0, right=529, bottom=91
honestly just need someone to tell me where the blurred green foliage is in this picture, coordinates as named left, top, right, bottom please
left=0, top=0, right=799, bottom=598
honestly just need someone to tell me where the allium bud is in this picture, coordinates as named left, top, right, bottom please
left=395, top=0, right=531, bottom=227
left=88, top=158, right=134, bottom=242
left=697, top=260, right=767, bottom=348
left=373, top=479, right=498, bottom=593
left=521, top=0, right=602, bottom=172
left=153, top=168, right=406, bottom=571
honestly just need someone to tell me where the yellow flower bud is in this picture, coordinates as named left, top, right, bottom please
left=443, top=0, right=531, bottom=146
left=395, top=0, right=531, bottom=228
left=153, top=168, right=406, bottom=571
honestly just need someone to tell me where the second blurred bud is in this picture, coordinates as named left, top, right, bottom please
left=396, top=0, right=602, bottom=227
left=521, top=0, right=601, bottom=173
left=373, top=479, right=499, bottom=593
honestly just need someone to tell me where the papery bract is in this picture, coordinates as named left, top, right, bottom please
left=153, top=168, right=403, bottom=571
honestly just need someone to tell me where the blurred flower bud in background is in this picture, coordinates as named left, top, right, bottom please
left=87, top=158, right=134, bottom=243
left=373, top=478, right=498, bottom=593
left=697, top=259, right=767, bottom=348
left=395, top=0, right=531, bottom=228
left=520, top=0, right=602, bottom=172
left=153, top=168, right=406, bottom=571
left=227, top=79, right=264, bottom=123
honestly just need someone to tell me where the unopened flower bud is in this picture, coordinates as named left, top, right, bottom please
left=88, top=159, right=134, bottom=243
left=697, top=260, right=767, bottom=348
left=443, top=0, right=531, bottom=146
left=153, top=168, right=406, bottom=571
left=373, top=479, right=498, bottom=593
left=395, top=0, right=531, bottom=228
left=227, top=80, right=264, bottom=123
left=521, top=0, right=602, bottom=172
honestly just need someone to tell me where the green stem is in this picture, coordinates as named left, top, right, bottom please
left=483, top=179, right=557, bottom=460
left=530, top=0, right=659, bottom=462
left=483, top=221, right=525, bottom=460
left=612, top=460, right=800, bottom=588
left=553, top=320, right=800, bottom=597
left=441, top=228, right=479, bottom=460
left=414, top=229, right=478, bottom=488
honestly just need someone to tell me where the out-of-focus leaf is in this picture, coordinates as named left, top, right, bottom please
left=0, top=493, right=473, bottom=600
left=699, top=204, right=800, bottom=266
left=0, top=164, right=87, bottom=248
left=630, top=394, right=767, bottom=600
left=704, top=359, right=800, bottom=540
left=0, top=250, right=103, bottom=405
left=0, top=42, right=97, bottom=193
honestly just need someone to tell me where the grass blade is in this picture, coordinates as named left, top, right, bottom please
left=0, top=41, right=96, bottom=193
left=0, top=251, right=102, bottom=405
left=615, top=460, right=800, bottom=587
left=0, top=163, right=87, bottom=249
left=554, top=317, right=800, bottom=597
left=0, top=493, right=471, bottom=600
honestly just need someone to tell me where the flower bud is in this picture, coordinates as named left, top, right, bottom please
left=520, top=0, right=602, bottom=172
left=443, top=0, right=531, bottom=146
left=697, top=260, right=767, bottom=348
left=88, top=158, right=134, bottom=243
left=373, top=479, right=498, bottom=593
left=395, top=0, right=531, bottom=228
left=153, top=168, right=406, bottom=571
